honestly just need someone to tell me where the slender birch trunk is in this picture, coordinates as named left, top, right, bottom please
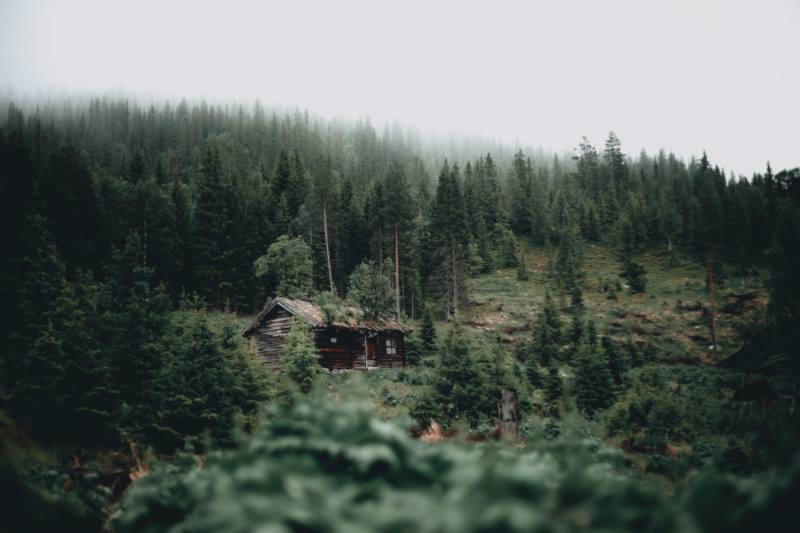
left=323, top=199, right=335, bottom=295
left=394, top=223, right=401, bottom=319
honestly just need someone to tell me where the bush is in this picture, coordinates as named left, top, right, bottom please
left=282, top=320, right=322, bottom=394
left=113, top=397, right=800, bottom=533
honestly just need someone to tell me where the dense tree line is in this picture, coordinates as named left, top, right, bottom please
left=3, top=98, right=793, bottom=322
left=2, top=95, right=798, bottom=450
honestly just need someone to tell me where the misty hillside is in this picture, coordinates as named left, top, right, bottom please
left=1, top=94, right=799, bottom=532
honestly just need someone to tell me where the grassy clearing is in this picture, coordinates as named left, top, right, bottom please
left=465, top=243, right=766, bottom=364
left=321, top=368, right=427, bottom=425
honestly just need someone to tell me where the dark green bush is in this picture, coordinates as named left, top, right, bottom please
left=113, top=397, right=800, bottom=533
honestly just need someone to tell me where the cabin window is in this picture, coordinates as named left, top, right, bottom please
left=386, top=338, right=397, bottom=355
left=330, top=337, right=337, bottom=344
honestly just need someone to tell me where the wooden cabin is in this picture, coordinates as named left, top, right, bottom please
left=242, top=297, right=410, bottom=371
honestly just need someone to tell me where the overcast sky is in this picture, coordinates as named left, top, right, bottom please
left=1, top=0, right=797, bottom=175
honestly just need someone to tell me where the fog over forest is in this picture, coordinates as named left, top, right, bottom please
left=1, top=2, right=799, bottom=533
left=1, top=0, right=798, bottom=175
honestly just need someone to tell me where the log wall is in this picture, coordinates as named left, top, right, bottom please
left=248, top=306, right=405, bottom=371
left=251, top=307, right=293, bottom=371
left=315, top=327, right=364, bottom=371
left=375, top=332, right=405, bottom=368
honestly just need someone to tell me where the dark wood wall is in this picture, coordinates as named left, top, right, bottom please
left=250, top=307, right=294, bottom=371
left=374, top=332, right=405, bottom=368
left=315, top=327, right=365, bottom=371
left=248, top=307, right=405, bottom=371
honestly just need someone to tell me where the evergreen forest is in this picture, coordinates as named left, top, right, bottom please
left=1, top=96, right=799, bottom=532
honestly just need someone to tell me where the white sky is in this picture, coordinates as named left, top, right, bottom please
left=1, top=0, right=798, bottom=175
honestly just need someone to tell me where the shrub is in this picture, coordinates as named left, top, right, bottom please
left=282, top=320, right=322, bottom=393
left=113, top=397, right=800, bottom=533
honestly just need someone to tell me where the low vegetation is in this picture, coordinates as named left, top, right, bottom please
left=1, top=96, right=798, bottom=531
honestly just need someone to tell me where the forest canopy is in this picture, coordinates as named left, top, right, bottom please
left=1, top=95, right=799, bottom=533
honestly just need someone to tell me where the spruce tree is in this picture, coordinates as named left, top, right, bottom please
left=12, top=215, right=116, bottom=444
left=552, top=220, right=584, bottom=296
left=333, top=178, right=368, bottom=292
left=383, top=162, right=414, bottom=317
left=432, top=322, right=484, bottom=427
left=156, top=311, right=241, bottom=450
left=616, top=213, right=647, bottom=293
left=419, top=305, right=437, bottom=363
left=602, top=335, right=628, bottom=386
left=533, top=293, right=562, bottom=366
left=430, top=162, right=469, bottom=317
left=510, top=150, right=533, bottom=236
left=192, top=145, right=231, bottom=307
left=573, top=341, right=615, bottom=416
left=106, top=231, right=171, bottom=438
left=768, top=202, right=800, bottom=322
left=543, top=364, right=563, bottom=405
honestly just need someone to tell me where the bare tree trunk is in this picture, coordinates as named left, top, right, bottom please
left=411, top=284, right=415, bottom=320
left=451, top=242, right=457, bottom=318
left=378, top=228, right=383, bottom=276
left=394, top=223, right=401, bottom=319
left=322, top=199, right=335, bottom=295
left=499, top=389, right=518, bottom=438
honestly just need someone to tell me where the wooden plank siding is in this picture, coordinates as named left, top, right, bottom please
left=245, top=298, right=407, bottom=372
left=315, top=327, right=363, bottom=371
left=249, top=307, right=294, bottom=371
left=374, top=332, right=405, bottom=368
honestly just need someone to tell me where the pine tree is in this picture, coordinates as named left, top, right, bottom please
left=419, top=305, right=437, bottom=364
left=333, top=178, right=368, bottom=293
left=431, top=322, right=484, bottom=427
left=14, top=215, right=71, bottom=344
left=602, top=335, right=628, bottom=385
left=383, top=162, right=414, bottom=317
left=526, top=359, right=543, bottom=388
left=106, top=231, right=171, bottom=437
left=510, top=150, right=533, bottom=236
left=543, top=364, right=562, bottom=405
left=287, top=151, right=307, bottom=218
left=552, top=219, right=585, bottom=296
left=42, top=146, right=100, bottom=272
left=533, top=293, right=562, bottom=366
left=167, top=175, right=192, bottom=299
left=11, top=215, right=116, bottom=444
left=573, top=341, right=615, bottom=416
left=576, top=137, right=601, bottom=197
left=366, top=178, right=388, bottom=270
left=192, top=145, right=230, bottom=307
left=479, top=153, right=501, bottom=228
left=156, top=311, right=239, bottom=450
left=403, top=331, right=422, bottom=366
left=767, top=201, right=800, bottom=322
left=430, top=162, right=469, bottom=317
left=616, top=213, right=647, bottom=293
left=603, top=131, right=628, bottom=191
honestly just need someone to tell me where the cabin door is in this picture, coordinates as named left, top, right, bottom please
left=366, top=336, right=378, bottom=368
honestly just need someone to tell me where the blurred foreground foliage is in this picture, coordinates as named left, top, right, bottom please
left=113, top=398, right=800, bottom=533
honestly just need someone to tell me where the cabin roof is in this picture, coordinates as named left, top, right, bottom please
left=241, top=296, right=411, bottom=336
